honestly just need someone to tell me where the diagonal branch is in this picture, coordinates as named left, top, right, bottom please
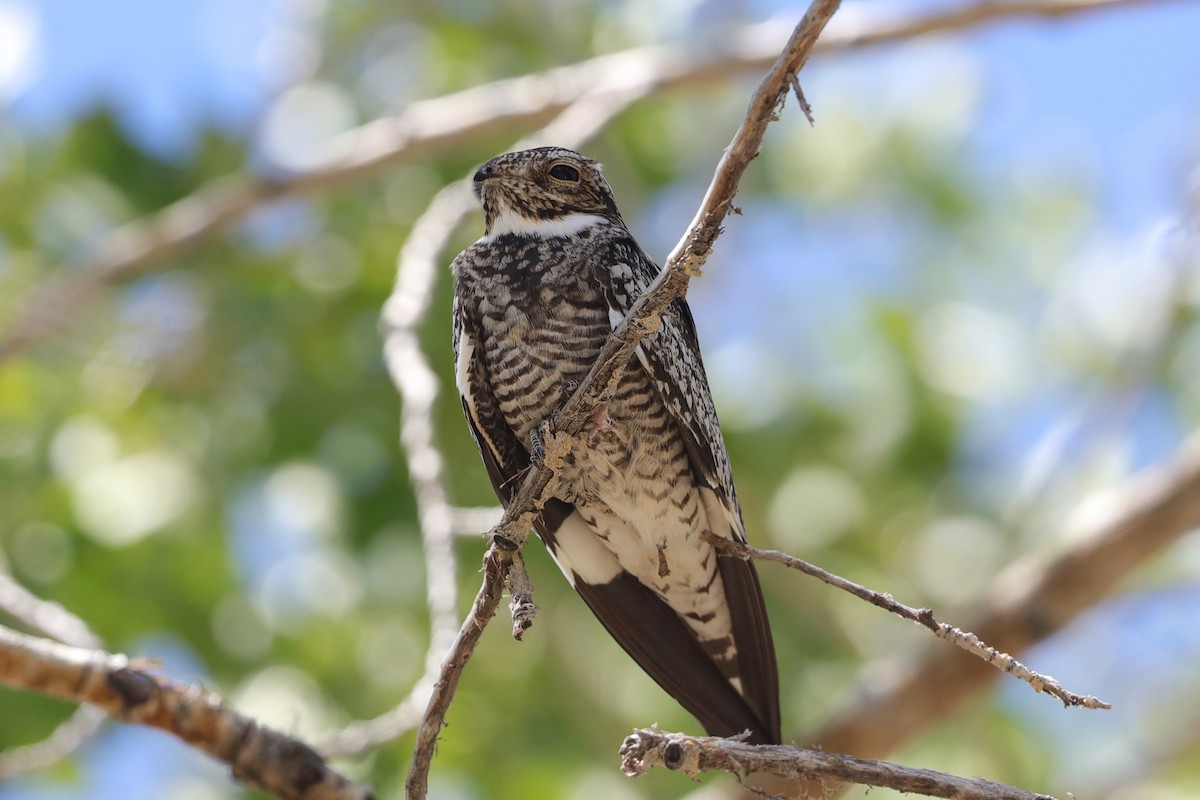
left=0, top=625, right=371, bottom=800
left=400, top=2, right=844, bottom=798
left=0, top=0, right=1175, bottom=362
left=813, top=428, right=1200, bottom=759
left=485, top=0, right=845, bottom=555
left=619, top=728, right=1058, bottom=800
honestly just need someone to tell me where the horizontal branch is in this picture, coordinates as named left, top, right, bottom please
left=814, top=428, right=1200, bottom=759
left=0, top=625, right=371, bottom=800
left=704, top=532, right=1109, bottom=710
left=619, top=728, right=1057, bottom=800
left=0, top=0, right=1171, bottom=362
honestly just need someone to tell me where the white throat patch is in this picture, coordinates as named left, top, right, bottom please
left=483, top=211, right=606, bottom=242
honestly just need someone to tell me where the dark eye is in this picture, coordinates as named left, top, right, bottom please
left=549, top=163, right=580, bottom=182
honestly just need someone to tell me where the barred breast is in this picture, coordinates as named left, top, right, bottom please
left=480, top=288, right=609, bottom=446
left=462, top=236, right=735, bottom=660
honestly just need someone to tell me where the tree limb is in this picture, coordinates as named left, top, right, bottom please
left=619, top=728, right=1058, bottom=800
left=813, top=428, right=1200, bottom=759
left=0, top=625, right=371, bottom=800
left=0, top=0, right=1174, bottom=362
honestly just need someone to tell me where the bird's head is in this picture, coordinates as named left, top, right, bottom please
left=472, top=147, right=624, bottom=238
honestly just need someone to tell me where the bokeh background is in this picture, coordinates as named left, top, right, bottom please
left=2, top=0, right=1200, bottom=798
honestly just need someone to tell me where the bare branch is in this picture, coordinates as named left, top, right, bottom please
left=814, top=428, right=1200, bottom=759
left=619, top=728, right=1058, bottom=800
left=0, top=625, right=371, bottom=800
left=404, top=545, right=513, bottom=800
left=705, top=532, right=1109, bottom=709
left=0, top=0, right=1173, bottom=362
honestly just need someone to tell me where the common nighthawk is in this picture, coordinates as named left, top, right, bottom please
left=451, top=146, right=780, bottom=743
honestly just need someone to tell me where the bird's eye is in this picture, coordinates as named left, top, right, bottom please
left=549, top=163, right=580, bottom=182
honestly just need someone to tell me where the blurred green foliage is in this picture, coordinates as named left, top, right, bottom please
left=2, top=3, right=1199, bottom=800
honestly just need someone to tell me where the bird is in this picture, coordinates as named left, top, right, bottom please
left=451, top=146, right=781, bottom=744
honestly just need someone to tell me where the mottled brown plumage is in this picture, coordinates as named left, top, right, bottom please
left=452, top=147, right=780, bottom=743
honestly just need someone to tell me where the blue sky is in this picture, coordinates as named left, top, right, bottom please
left=2, top=0, right=292, bottom=158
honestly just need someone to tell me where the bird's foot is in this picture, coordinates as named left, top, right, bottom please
left=529, top=424, right=546, bottom=467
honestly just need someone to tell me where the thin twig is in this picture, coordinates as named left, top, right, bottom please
left=619, top=728, right=1058, bottom=800
left=0, top=0, right=1172, bottom=362
left=553, top=0, right=843, bottom=438
left=814, top=428, right=1200, bottom=759
left=704, top=532, right=1109, bottom=710
left=0, top=625, right=371, bottom=800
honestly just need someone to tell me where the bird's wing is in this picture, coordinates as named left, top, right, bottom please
left=454, top=264, right=779, bottom=743
left=454, top=294, right=529, bottom=505
left=600, top=235, right=782, bottom=744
